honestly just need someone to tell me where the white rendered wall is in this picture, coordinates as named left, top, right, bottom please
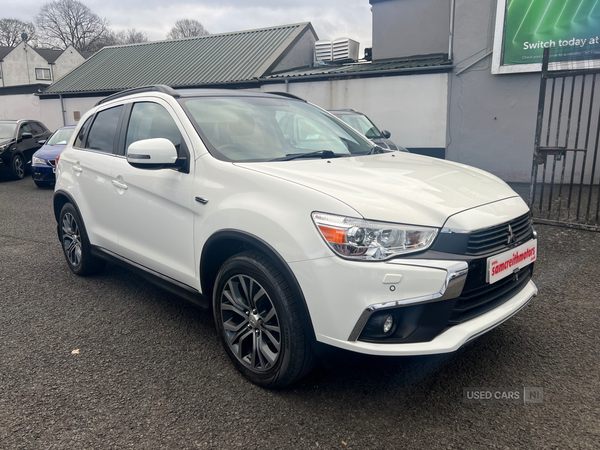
left=0, top=93, right=62, bottom=130
left=1, top=43, right=52, bottom=87
left=4, top=73, right=448, bottom=148
left=53, top=46, right=87, bottom=81
left=260, top=73, right=448, bottom=149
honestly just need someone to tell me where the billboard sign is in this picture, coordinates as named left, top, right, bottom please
left=492, top=0, right=600, bottom=74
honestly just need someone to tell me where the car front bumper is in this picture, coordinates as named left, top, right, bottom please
left=31, top=164, right=55, bottom=182
left=289, top=255, right=537, bottom=356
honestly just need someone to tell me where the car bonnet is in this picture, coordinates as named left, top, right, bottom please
left=34, top=144, right=68, bottom=160
left=235, top=152, right=521, bottom=228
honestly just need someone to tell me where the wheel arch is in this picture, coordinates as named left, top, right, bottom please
left=53, top=190, right=79, bottom=223
left=200, top=230, right=317, bottom=343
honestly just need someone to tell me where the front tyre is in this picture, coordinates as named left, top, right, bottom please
left=11, top=154, right=25, bottom=180
left=58, top=203, right=106, bottom=276
left=213, top=251, right=317, bottom=388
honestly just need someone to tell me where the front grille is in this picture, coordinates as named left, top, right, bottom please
left=466, top=213, right=532, bottom=256
left=448, top=264, right=533, bottom=326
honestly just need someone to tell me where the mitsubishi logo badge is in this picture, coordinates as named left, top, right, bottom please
left=507, top=224, right=515, bottom=245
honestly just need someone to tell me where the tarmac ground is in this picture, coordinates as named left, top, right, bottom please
left=1, top=176, right=599, bottom=449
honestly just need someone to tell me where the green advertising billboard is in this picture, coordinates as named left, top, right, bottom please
left=493, top=0, right=600, bottom=72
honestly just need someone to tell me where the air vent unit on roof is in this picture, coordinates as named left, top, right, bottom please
left=315, top=38, right=359, bottom=62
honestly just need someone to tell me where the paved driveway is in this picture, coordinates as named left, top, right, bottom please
left=1, top=177, right=598, bottom=449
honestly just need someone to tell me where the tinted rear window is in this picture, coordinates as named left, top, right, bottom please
left=86, top=106, right=123, bottom=154
left=74, top=117, right=93, bottom=148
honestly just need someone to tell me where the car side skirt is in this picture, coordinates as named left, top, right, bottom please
left=90, top=246, right=210, bottom=309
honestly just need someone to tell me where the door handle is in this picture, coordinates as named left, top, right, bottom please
left=111, top=180, right=128, bottom=190
left=73, top=166, right=83, bottom=173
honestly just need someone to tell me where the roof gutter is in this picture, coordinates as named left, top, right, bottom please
left=39, top=64, right=453, bottom=98
left=259, top=64, right=453, bottom=83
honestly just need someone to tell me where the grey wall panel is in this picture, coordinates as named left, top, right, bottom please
left=372, top=0, right=451, bottom=60
left=447, top=0, right=541, bottom=182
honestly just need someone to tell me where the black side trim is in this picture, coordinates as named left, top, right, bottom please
left=201, top=230, right=317, bottom=346
left=91, top=246, right=210, bottom=309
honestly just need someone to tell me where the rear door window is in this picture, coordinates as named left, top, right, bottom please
left=29, top=122, right=44, bottom=136
left=85, top=105, right=124, bottom=154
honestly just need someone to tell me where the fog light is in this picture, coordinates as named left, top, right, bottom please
left=383, top=315, right=394, bottom=334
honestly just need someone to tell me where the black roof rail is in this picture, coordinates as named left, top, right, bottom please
left=96, top=85, right=180, bottom=106
left=265, top=91, right=307, bottom=102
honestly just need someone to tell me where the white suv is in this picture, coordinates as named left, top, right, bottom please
left=54, top=86, right=538, bottom=388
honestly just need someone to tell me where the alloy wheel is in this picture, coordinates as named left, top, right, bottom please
left=220, top=275, right=281, bottom=372
left=13, top=156, right=24, bottom=179
left=62, top=212, right=82, bottom=266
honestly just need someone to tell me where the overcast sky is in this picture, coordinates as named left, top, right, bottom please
left=2, top=0, right=373, bottom=49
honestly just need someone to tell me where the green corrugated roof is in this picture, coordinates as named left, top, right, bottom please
left=44, top=23, right=315, bottom=95
left=267, top=54, right=451, bottom=79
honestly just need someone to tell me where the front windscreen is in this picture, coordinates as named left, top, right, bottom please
left=46, top=128, right=75, bottom=146
left=0, top=123, right=17, bottom=140
left=179, top=97, right=374, bottom=162
left=337, top=114, right=382, bottom=139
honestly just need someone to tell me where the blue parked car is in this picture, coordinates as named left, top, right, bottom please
left=31, top=125, right=76, bottom=187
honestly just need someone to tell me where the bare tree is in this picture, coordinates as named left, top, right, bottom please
left=99, top=28, right=148, bottom=47
left=115, top=28, right=148, bottom=45
left=166, top=19, right=209, bottom=39
left=0, top=18, right=36, bottom=47
left=35, top=0, right=109, bottom=51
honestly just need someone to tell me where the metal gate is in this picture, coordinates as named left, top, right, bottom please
left=529, top=48, right=600, bottom=230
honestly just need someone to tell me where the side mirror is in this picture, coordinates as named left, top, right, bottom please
left=21, top=132, right=33, bottom=140
left=38, top=140, right=46, bottom=145
left=127, top=138, right=181, bottom=169
left=381, top=130, right=391, bottom=139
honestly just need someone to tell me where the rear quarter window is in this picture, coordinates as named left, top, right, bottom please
left=74, top=117, right=93, bottom=148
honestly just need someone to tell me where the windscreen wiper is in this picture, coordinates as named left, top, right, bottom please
left=365, top=145, right=387, bottom=155
left=272, top=150, right=347, bottom=161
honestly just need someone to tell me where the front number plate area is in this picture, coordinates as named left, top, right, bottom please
left=487, top=239, right=537, bottom=284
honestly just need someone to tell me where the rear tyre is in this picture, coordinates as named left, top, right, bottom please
left=58, top=203, right=106, bottom=276
left=11, top=154, right=25, bottom=180
left=213, top=251, right=317, bottom=388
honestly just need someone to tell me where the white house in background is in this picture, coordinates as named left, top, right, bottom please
left=0, top=42, right=91, bottom=87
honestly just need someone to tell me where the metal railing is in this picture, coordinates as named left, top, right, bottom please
left=529, top=47, right=600, bottom=230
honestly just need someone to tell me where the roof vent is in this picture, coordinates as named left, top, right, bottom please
left=315, top=38, right=359, bottom=63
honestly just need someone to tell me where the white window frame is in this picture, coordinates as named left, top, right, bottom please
left=35, top=68, right=52, bottom=80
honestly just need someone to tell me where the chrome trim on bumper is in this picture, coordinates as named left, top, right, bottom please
left=347, top=260, right=469, bottom=341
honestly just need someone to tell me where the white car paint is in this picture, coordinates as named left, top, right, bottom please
left=236, top=153, right=520, bottom=227
left=55, top=89, right=537, bottom=359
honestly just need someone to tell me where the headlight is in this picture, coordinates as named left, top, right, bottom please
left=32, top=156, right=48, bottom=165
left=312, top=212, right=438, bottom=260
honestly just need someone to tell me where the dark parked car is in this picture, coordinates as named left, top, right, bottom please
left=328, top=109, right=408, bottom=152
left=31, top=125, right=76, bottom=187
left=0, top=120, right=52, bottom=179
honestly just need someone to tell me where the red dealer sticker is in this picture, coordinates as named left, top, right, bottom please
left=487, top=239, right=537, bottom=284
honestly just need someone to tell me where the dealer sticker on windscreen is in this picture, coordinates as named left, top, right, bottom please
left=487, top=239, right=537, bottom=284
